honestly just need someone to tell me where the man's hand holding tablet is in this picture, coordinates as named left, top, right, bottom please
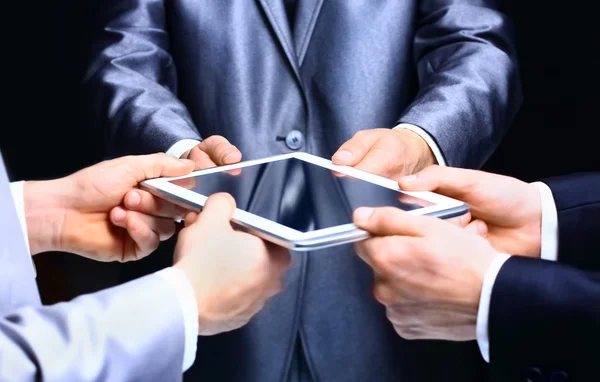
left=173, top=193, right=290, bottom=335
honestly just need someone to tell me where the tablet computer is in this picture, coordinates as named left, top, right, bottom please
left=141, top=152, right=468, bottom=251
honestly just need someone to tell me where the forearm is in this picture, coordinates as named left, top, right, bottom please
left=400, top=1, right=521, bottom=168
left=84, top=0, right=201, bottom=157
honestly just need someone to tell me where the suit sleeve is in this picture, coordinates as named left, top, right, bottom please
left=488, top=256, right=600, bottom=379
left=83, top=0, right=202, bottom=157
left=398, top=0, right=522, bottom=168
left=0, top=272, right=186, bottom=382
left=542, top=172, right=600, bottom=270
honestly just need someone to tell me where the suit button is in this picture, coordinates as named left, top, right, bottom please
left=285, top=130, right=304, bottom=150
left=550, top=371, right=568, bottom=382
left=523, top=367, right=543, bottom=382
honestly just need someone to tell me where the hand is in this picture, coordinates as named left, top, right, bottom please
left=23, top=153, right=195, bottom=261
left=332, top=128, right=436, bottom=178
left=173, top=194, right=291, bottom=335
left=398, top=165, right=543, bottom=257
left=353, top=206, right=499, bottom=341
left=185, top=135, right=242, bottom=170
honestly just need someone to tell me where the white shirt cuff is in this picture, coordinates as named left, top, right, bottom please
left=393, top=123, right=446, bottom=166
left=155, top=267, right=198, bottom=372
left=532, top=182, right=558, bottom=261
left=166, top=139, right=201, bottom=159
left=9, top=181, right=36, bottom=277
left=476, top=252, right=511, bottom=363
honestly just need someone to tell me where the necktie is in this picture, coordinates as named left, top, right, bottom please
left=284, top=0, right=297, bottom=30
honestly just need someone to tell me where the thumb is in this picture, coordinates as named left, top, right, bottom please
left=464, top=219, right=488, bottom=238
left=332, top=130, right=381, bottom=166
left=126, top=153, right=195, bottom=182
left=188, top=193, right=237, bottom=232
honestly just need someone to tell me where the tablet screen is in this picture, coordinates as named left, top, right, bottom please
left=170, top=158, right=435, bottom=232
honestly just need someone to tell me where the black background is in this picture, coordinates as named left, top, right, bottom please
left=1, top=1, right=598, bottom=303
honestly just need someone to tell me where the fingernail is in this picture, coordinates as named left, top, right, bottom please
left=400, top=174, right=417, bottom=182
left=476, top=221, right=488, bottom=237
left=112, top=207, right=127, bottom=222
left=179, top=159, right=194, bottom=167
left=332, top=150, right=352, bottom=163
left=354, top=207, right=374, bottom=223
left=127, top=191, right=141, bottom=208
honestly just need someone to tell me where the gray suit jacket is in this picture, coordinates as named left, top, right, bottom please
left=85, top=0, right=521, bottom=168
left=84, top=1, right=518, bottom=380
left=0, top=154, right=186, bottom=381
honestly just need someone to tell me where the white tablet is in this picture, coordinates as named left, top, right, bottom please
left=141, top=153, right=468, bottom=251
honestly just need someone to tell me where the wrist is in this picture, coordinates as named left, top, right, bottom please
left=393, top=128, right=436, bottom=169
left=174, top=260, right=207, bottom=331
left=23, top=179, right=70, bottom=255
left=174, top=259, right=199, bottom=308
left=470, top=252, right=496, bottom=310
left=525, top=183, right=544, bottom=256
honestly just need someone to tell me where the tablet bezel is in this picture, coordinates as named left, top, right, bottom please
left=141, top=153, right=467, bottom=250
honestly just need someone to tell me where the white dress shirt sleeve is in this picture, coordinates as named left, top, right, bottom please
left=476, top=252, right=511, bottom=363
left=166, top=139, right=201, bottom=159
left=155, top=267, right=199, bottom=372
left=9, top=181, right=36, bottom=276
left=532, top=182, right=559, bottom=261
left=393, top=123, right=447, bottom=166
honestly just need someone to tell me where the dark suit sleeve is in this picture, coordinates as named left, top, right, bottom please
left=542, top=172, right=600, bottom=271
left=488, top=256, right=600, bottom=379
left=83, top=0, right=201, bottom=157
left=398, top=0, right=522, bottom=168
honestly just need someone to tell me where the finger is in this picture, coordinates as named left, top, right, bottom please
left=171, top=176, right=197, bottom=190
left=331, top=170, right=347, bottom=178
left=184, top=211, right=199, bottom=227
left=197, top=136, right=242, bottom=166
left=189, top=146, right=218, bottom=170
left=266, top=242, right=292, bottom=274
left=355, top=235, right=415, bottom=278
left=445, top=211, right=472, bottom=228
left=123, top=153, right=195, bottom=182
left=123, top=189, right=187, bottom=219
left=355, top=236, right=392, bottom=272
left=189, top=193, right=237, bottom=232
left=353, top=206, right=437, bottom=237
left=111, top=207, right=177, bottom=242
left=266, top=280, right=284, bottom=299
left=354, top=240, right=379, bottom=270
left=373, top=280, right=397, bottom=306
left=112, top=210, right=159, bottom=261
left=464, top=219, right=488, bottom=237
left=397, top=165, right=489, bottom=200
left=353, top=147, right=394, bottom=176
left=332, top=130, right=382, bottom=166
left=126, top=216, right=166, bottom=260
left=226, top=168, right=243, bottom=176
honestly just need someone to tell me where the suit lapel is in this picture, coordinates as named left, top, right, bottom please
left=257, top=0, right=301, bottom=79
left=293, top=0, right=324, bottom=65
